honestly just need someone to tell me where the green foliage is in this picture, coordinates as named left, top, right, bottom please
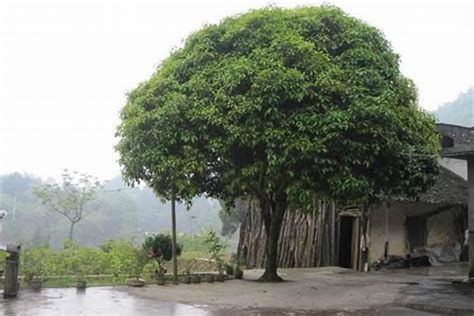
left=434, top=87, right=473, bottom=127
left=178, top=230, right=218, bottom=253
left=116, top=4, right=439, bottom=210
left=19, top=240, right=146, bottom=280
left=0, top=172, right=41, bottom=199
left=0, top=172, right=224, bottom=249
left=204, top=230, right=226, bottom=273
left=116, top=5, right=439, bottom=280
left=142, top=234, right=182, bottom=273
left=99, top=240, right=137, bottom=276
left=15, top=234, right=225, bottom=288
left=33, top=170, right=102, bottom=241
left=0, top=251, right=6, bottom=264
left=21, top=248, right=48, bottom=282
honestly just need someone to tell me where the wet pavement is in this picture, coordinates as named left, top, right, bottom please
left=0, top=286, right=448, bottom=316
left=1, top=265, right=473, bottom=315
left=1, top=287, right=211, bottom=316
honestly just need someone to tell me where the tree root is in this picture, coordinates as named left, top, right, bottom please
left=257, top=271, right=284, bottom=282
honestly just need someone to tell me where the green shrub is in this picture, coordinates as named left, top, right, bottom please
left=15, top=233, right=220, bottom=287
left=204, top=230, right=226, bottom=274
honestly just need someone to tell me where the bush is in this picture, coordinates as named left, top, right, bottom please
left=142, top=233, right=182, bottom=274
left=204, top=230, right=227, bottom=274
left=15, top=233, right=223, bottom=287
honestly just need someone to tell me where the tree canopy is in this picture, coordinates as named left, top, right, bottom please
left=116, top=6, right=439, bottom=281
left=34, top=170, right=102, bottom=241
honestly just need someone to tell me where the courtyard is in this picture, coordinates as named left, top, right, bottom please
left=2, top=264, right=473, bottom=315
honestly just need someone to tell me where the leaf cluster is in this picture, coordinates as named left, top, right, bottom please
left=33, top=169, right=102, bottom=224
left=142, top=233, right=182, bottom=269
left=204, top=230, right=226, bottom=272
left=116, top=5, right=439, bottom=209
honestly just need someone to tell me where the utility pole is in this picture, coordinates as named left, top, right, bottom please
left=171, top=190, right=178, bottom=285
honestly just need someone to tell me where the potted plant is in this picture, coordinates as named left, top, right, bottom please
left=192, top=274, right=201, bottom=284
left=76, top=279, right=87, bottom=289
left=206, top=274, right=215, bottom=283
left=234, top=266, right=244, bottom=280
left=224, top=263, right=234, bottom=276
left=142, top=233, right=182, bottom=286
left=234, top=257, right=245, bottom=280
left=127, top=248, right=147, bottom=287
left=155, top=267, right=166, bottom=285
left=76, top=261, right=88, bottom=289
left=204, top=230, right=226, bottom=282
left=75, top=255, right=88, bottom=290
left=183, top=268, right=192, bottom=284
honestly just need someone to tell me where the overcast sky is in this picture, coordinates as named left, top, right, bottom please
left=0, top=0, right=472, bottom=181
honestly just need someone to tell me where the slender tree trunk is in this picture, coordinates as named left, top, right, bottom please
left=171, top=191, right=179, bottom=285
left=69, top=222, right=76, bottom=241
left=258, top=192, right=286, bottom=282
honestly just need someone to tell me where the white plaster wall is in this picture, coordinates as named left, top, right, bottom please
left=426, top=210, right=458, bottom=246
left=369, top=205, right=408, bottom=262
left=438, top=157, right=467, bottom=180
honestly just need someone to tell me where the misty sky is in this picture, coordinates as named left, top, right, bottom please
left=0, top=0, right=473, bottom=180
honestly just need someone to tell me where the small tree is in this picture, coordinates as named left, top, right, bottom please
left=142, top=234, right=182, bottom=276
left=34, top=170, right=101, bottom=241
left=204, top=230, right=226, bottom=276
left=128, top=248, right=148, bottom=280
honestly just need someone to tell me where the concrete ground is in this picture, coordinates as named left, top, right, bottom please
left=125, top=264, right=474, bottom=315
left=1, top=264, right=472, bottom=315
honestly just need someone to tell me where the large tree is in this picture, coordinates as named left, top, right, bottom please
left=116, top=6, right=439, bottom=281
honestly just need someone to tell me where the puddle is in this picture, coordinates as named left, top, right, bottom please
left=450, top=281, right=474, bottom=296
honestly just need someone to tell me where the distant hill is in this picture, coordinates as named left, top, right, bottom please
left=0, top=173, right=223, bottom=249
left=433, top=87, right=473, bottom=127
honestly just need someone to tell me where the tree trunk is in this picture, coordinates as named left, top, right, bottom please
left=258, top=192, right=286, bottom=282
left=69, top=222, right=76, bottom=241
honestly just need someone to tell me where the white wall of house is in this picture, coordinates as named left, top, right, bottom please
left=369, top=203, right=460, bottom=264
left=439, top=157, right=467, bottom=180
left=369, top=205, right=408, bottom=262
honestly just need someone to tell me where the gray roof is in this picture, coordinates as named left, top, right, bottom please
left=396, top=166, right=468, bottom=206
left=437, top=123, right=474, bottom=159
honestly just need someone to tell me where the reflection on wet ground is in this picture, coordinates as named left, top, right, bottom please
left=386, top=263, right=468, bottom=277
left=0, top=286, right=451, bottom=316
left=1, top=287, right=335, bottom=316
left=1, top=287, right=210, bottom=315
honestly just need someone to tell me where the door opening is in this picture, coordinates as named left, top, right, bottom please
left=339, top=216, right=354, bottom=268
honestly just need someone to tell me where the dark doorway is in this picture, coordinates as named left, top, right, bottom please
left=339, top=216, right=354, bottom=268
left=406, top=216, right=427, bottom=251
